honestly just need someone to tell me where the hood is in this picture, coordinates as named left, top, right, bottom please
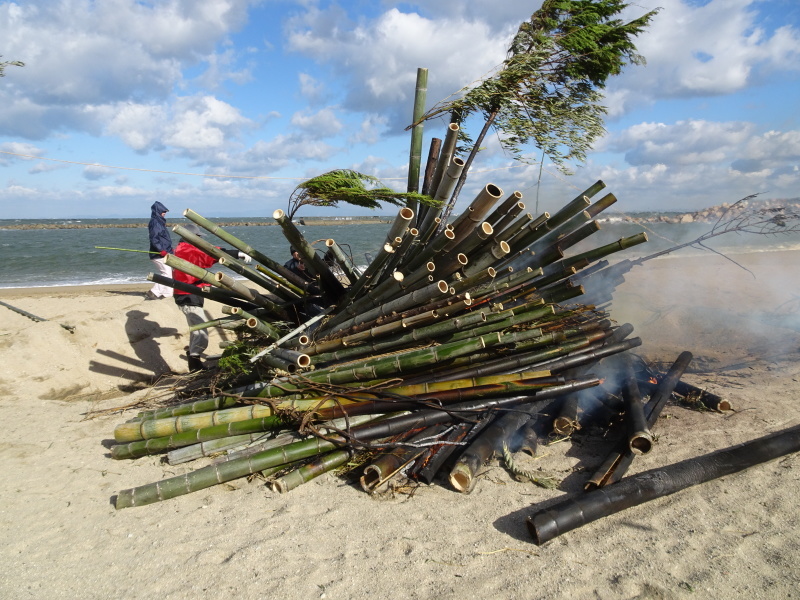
left=151, top=201, right=169, bottom=220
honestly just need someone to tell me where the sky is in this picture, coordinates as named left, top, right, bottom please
left=0, top=0, right=798, bottom=220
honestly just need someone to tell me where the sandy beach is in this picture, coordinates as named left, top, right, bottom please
left=0, top=251, right=798, bottom=599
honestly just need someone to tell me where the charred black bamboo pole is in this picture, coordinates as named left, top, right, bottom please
left=527, top=423, right=800, bottom=545
left=622, top=356, right=653, bottom=455
left=412, top=418, right=492, bottom=484
left=507, top=337, right=643, bottom=376
left=553, top=392, right=581, bottom=436
left=449, top=398, right=556, bottom=493
left=360, top=425, right=445, bottom=493
left=673, top=381, right=732, bottom=412
left=586, top=352, right=694, bottom=490
left=420, top=137, right=442, bottom=198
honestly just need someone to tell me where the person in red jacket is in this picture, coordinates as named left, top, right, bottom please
left=173, top=224, right=250, bottom=372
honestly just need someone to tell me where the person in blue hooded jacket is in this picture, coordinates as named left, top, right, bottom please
left=147, top=201, right=174, bottom=299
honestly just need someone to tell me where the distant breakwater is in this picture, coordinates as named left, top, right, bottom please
left=3, top=217, right=394, bottom=230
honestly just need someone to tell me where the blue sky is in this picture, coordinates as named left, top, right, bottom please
left=0, top=0, right=798, bottom=219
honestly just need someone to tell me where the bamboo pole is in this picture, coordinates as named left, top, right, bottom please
left=183, top=208, right=308, bottom=291
left=114, top=379, right=600, bottom=508
left=448, top=184, right=503, bottom=242
left=586, top=351, right=693, bottom=490
left=146, top=273, right=250, bottom=307
left=528, top=424, right=800, bottom=545
left=325, top=239, right=361, bottom=285
left=214, top=272, right=288, bottom=319
left=407, top=67, right=428, bottom=198
left=271, top=449, right=355, bottom=493
left=429, top=122, right=460, bottom=199
left=272, top=209, right=346, bottom=299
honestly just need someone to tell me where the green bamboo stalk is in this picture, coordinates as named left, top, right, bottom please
left=562, top=233, right=648, bottom=269
left=183, top=208, right=309, bottom=291
left=488, top=198, right=525, bottom=235
left=147, top=273, right=250, bottom=307
left=189, top=315, right=243, bottom=332
left=312, top=306, right=492, bottom=365
left=324, top=280, right=451, bottom=337
left=111, top=415, right=287, bottom=459
left=214, top=272, right=289, bottom=320
left=164, top=254, right=229, bottom=291
left=333, top=207, right=415, bottom=307
left=406, top=67, right=428, bottom=198
left=166, top=432, right=274, bottom=465
left=505, top=212, right=551, bottom=249
left=115, top=435, right=340, bottom=508
left=325, top=239, right=361, bottom=285
left=271, top=448, right=354, bottom=493
left=173, top=224, right=283, bottom=296
left=116, top=379, right=601, bottom=509
left=217, top=255, right=300, bottom=303
left=399, top=227, right=456, bottom=274
left=272, top=209, right=346, bottom=298
left=377, top=227, right=418, bottom=284
left=135, top=394, right=245, bottom=422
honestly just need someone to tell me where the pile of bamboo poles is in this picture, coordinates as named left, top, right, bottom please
left=100, top=75, right=800, bottom=546
left=109, top=160, right=680, bottom=509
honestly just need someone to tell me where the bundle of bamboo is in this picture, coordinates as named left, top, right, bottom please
left=103, top=81, right=784, bottom=549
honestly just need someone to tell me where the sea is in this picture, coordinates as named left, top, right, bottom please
left=2, top=214, right=799, bottom=289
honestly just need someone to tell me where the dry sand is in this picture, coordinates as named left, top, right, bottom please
left=0, top=251, right=798, bottom=600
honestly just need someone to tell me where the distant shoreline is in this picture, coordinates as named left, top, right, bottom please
left=1, top=217, right=395, bottom=230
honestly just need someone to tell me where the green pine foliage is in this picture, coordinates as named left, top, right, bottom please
left=421, top=0, right=659, bottom=173
left=287, top=169, right=437, bottom=220
left=0, top=56, right=24, bottom=78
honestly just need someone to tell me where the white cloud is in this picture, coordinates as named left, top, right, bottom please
left=163, top=95, right=253, bottom=151
left=610, top=120, right=756, bottom=167
left=298, top=72, right=326, bottom=104
left=290, top=107, right=343, bottom=138
left=285, top=7, right=511, bottom=129
left=611, top=0, right=800, bottom=104
left=83, top=165, right=116, bottom=180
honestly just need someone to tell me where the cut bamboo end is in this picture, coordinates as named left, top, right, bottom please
left=296, top=335, right=310, bottom=347
left=359, top=465, right=383, bottom=493
left=295, top=354, right=311, bottom=368
left=629, top=431, right=654, bottom=455
left=436, top=281, right=449, bottom=293
left=717, top=400, right=733, bottom=412
left=480, top=222, right=493, bottom=236
left=449, top=462, right=475, bottom=493
left=273, top=209, right=284, bottom=219
left=393, top=271, right=404, bottom=282
left=399, top=207, right=414, bottom=221
left=553, top=417, right=578, bottom=436
left=457, top=253, right=468, bottom=266
left=268, top=479, right=289, bottom=494
left=114, top=422, right=143, bottom=443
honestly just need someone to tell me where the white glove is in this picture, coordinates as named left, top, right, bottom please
left=238, top=251, right=253, bottom=264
